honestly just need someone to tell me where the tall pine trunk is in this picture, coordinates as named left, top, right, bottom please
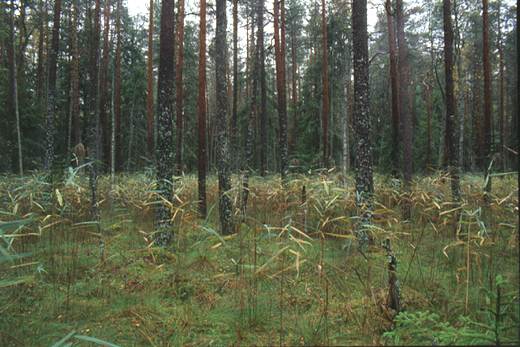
left=175, top=0, right=185, bottom=175
left=99, top=0, right=111, bottom=170
left=198, top=0, right=207, bottom=218
left=114, top=0, right=122, bottom=172
left=43, top=0, right=62, bottom=171
left=385, top=0, right=400, bottom=175
left=146, top=0, right=155, bottom=159
left=231, top=0, right=239, bottom=171
left=155, top=0, right=176, bottom=246
left=443, top=0, right=460, bottom=201
left=71, top=0, right=81, bottom=147
left=482, top=0, right=492, bottom=169
left=258, top=0, right=267, bottom=175
left=215, top=0, right=234, bottom=234
left=274, top=0, right=288, bottom=181
left=321, top=0, right=330, bottom=168
left=396, top=0, right=413, bottom=218
left=352, top=0, right=373, bottom=247
left=9, top=1, right=23, bottom=175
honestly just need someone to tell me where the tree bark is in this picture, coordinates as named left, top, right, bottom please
left=352, top=0, right=373, bottom=247
left=155, top=0, right=176, bottom=246
left=396, top=0, right=412, bottom=218
left=175, top=0, right=185, bottom=175
left=482, top=0, right=492, bottom=168
left=198, top=0, right=207, bottom=218
left=231, top=0, right=239, bottom=171
left=290, top=25, right=298, bottom=154
left=385, top=0, right=400, bottom=175
left=71, top=0, right=81, bottom=147
left=274, top=0, right=288, bottom=181
left=9, top=1, right=23, bottom=175
left=114, top=0, right=122, bottom=172
left=43, top=0, right=62, bottom=171
left=443, top=0, right=460, bottom=201
left=215, top=0, right=234, bottom=234
left=321, top=0, right=330, bottom=168
left=99, top=0, right=111, bottom=169
left=146, top=0, right=155, bottom=159
left=258, top=0, right=267, bottom=175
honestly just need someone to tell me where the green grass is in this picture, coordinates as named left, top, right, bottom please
left=0, top=172, right=518, bottom=345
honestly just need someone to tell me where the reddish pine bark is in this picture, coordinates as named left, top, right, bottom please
left=385, top=0, right=400, bottom=174
left=321, top=0, right=329, bottom=167
left=146, top=0, right=155, bottom=159
left=482, top=0, right=492, bottom=167
left=99, top=0, right=111, bottom=169
left=114, top=0, right=122, bottom=171
left=175, top=0, right=185, bottom=175
left=443, top=0, right=460, bottom=201
left=198, top=0, right=207, bottom=217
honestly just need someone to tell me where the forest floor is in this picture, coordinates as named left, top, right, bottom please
left=0, top=171, right=519, bottom=346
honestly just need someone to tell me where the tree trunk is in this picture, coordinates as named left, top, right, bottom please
left=290, top=26, right=298, bottom=155
left=198, top=0, right=207, bottom=218
left=482, top=0, right=492, bottom=168
left=155, top=0, right=176, bottom=246
left=9, top=1, right=23, bottom=175
left=146, top=0, right=154, bottom=160
left=443, top=0, right=460, bottom=201
left=396, top=0, right=412, bottom=218
left=258, top=0, right=267, bottom=175
left=71, top=0, right=81, bottom=147
left=321, top=0, right=329, bottom=168
left=385, top=0, right=400, bottom=175
left=175, top=0, right=185, bottom=175
left=274, top=0, right=288, bottom=181
left=231, top=0, right=239, bottom=171
left=43, top=0, right=62, bottom=171
left=352, top=0, right=373, bottom=247
left=497, top=2, right=505, bottom=170
left=36, top=0, right=46, bottom=102
left=215, top=0, right=234, bottom=234
left=99, top=0, right=111, bottom=170
left=114, top=0, right=122, bottom=172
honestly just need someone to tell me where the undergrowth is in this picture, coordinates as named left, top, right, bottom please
left=0, top=170, right=518, bottom=346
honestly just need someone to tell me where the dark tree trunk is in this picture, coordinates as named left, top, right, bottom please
left=396, top=0, right=412, bottom=217
left=482, top=0, right=492, bottom=168
left=497, top=3, right=505, bottom=169
left=352, top=0, right=373, bottom=247
left=443, top=0, right=460, bottom=201
left=385, top=0, right=400, bottom=175
left=321, top=0, right=329, bottom=168
left=231, top=0, right=239, bottom=171
left=198, top=0, right=207, bottom=218
left=215, top=0, right=234, bottom=234
left=71, top=0, right=81, bottom=146
left=36, top=0, right=46, bottom=102
left=146, top=0, right=155, bottom=159
left=175, top=0, right=185, bottom=175
left=43, top=0, right=62, bottom=171
left=274, top=0, right=288, bottom=181
left=8, top=1, right=23, bottom=175
left=155, top=0, right=176, bottom=246
left=258, top=0, right=267, bottom=175
left=290, top=26, right=298, bottom=154
left=114, top=0, right=122, bottom=172
left=99, top=0, right=111, bottom=170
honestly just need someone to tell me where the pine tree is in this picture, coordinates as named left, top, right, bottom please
left=146, top=0, right=155, bottom=159
left=175, top=0, right=185, bottom=175
left=215, top=0, right=234, bottom=234
left=154, top=0, right=176, bottom=246
left=198, top=0, right=207, bottom=218
left=352, top=0, right=373, bottom=247
left=443, top=0, right=460, bottom=201
left=43, top=0, right=62, bottom=171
